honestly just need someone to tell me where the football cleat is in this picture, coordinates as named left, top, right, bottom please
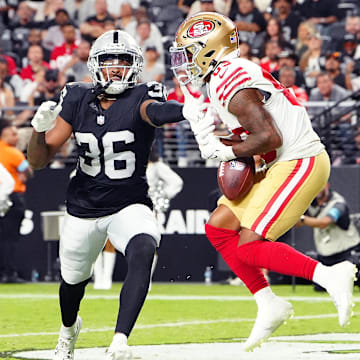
left=54, top=316, right=82, bottom=360
left=324, top=261, right=357, bottom=327
left=106, top=343, right=133, bottom=360
left=243, top=297, right=294, bottom=352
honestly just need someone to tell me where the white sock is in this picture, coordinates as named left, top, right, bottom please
left=312, top=263, right=329, bottom=289
left=103, top=251, right=116, bottom=285
left=254, top=286, right=276, bottom=308
left=60, top=319, right=77, bottom=337
left=93, top=252, right=104, bottom=285
left=112, top=332, right=128, bottom=345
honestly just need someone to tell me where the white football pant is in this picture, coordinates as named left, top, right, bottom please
left=59, top=204, right=161, bottom=284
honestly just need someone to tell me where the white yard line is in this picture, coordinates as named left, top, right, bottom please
left=1, top=294, right=360, bottom=302
left=1, top=312, right=360, bottom=339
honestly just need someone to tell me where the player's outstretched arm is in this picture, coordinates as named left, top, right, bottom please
left=140, top=99, right=186, bottom=127
left=28, top=101, right=72, bottom=169
left=228, top=88, right=283, bottom=158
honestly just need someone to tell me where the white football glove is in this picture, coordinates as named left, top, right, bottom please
left=180, top=83, right=207, bottom=125
left=31, top=101, right=62, bottom=132
left=198, top=133, right=236, bottom=161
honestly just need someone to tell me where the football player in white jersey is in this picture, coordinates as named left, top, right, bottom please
left=171, top=12, right=358, bottom=351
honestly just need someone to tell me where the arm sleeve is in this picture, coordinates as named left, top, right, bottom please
left=0, top=163, right=15, bottom=199
left=146, top=100, right=184, bottom=126
left=327, top=202, right=350, bottom=230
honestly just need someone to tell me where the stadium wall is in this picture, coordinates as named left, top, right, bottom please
left=16, top=166, right=360, bottom=282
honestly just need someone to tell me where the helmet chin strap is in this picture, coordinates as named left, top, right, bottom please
left=203, top=46, right=230, bottom=79
left=88, top=80, right=114, bottom=103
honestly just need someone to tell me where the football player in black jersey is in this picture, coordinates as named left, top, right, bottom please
left=27, top=30, right=198, bottom=360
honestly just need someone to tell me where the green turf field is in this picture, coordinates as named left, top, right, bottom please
left=1, top=283, right=360, bottom=360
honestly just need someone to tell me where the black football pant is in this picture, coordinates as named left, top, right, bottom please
left=59, top=233, right=156, bottom=335
left=0, top=192, right=25, bottom=277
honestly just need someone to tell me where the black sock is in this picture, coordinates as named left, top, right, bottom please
left=59, top=278, right=89, bottom=327
left=115, top=233, right=156, bottom=335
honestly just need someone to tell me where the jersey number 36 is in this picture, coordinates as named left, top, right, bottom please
left=75, top=130, right=135, bottom=179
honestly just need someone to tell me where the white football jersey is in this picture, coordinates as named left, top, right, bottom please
left=206, top=54, right=324, bottom=165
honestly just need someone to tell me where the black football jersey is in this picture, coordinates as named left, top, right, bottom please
left=59, top=81, right=167, bottom=218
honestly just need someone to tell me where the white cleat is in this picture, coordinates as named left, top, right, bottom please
left=324, top=261, right=357, bottom=327
left=54, top=316, right=82, bottom=360
left=243, top=297, right=294, bottom=352
left=106, top=343, right=133, bottom=360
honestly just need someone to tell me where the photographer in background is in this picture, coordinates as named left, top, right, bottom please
left=296, top=182, right=360, bottom=291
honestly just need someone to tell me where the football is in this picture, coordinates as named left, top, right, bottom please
left=217, top=157, right=255, bottom=201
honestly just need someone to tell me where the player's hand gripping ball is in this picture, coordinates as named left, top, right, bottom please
left=217, top=157, right=255, bottom=201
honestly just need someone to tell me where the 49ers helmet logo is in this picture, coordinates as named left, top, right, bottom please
left=187, top=20, right=215, bottom=38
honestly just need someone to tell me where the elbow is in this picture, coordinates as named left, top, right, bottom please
left=262, top=130, right=282, bottom=150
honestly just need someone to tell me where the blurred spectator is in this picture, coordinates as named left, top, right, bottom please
left=272, top=0, right=301, bottom=42
left=8, top=1, right=39, bottom=57
left=116, top=2, right=136, bottom=30
left=239, top=40, right=260, bottom=63
left=20, top=45, right=50, bottom=82
left=296, top=182, right=360, bottom=291
left=330, top=15, right=360, bottom=53
left=106, top=0, right=139, bottom=20
left=135, top=18, right=164, bottom=64
left=229, top=0, right=266, bottom=43
left=188, top=0, right=216, bottom=16
left=32, top=69, right=63, bottom=105
left=0, top=119, right=32, bottom=283
left=324, top=51, right=352, bottom=90
left=0, top=59, right=15, bottom=120
left=64, top=0, right=96, bottom=26
left=125, top=6, right=162, bottom=39
left=297, top=0, right=338, bottom=30
left=31, top=0, right=65, bottom=23
left=0, top=56, right=22, bottom=101
left=299, top=32, right=324, bottom=91
left=259, top=39, right=282, bottom=73
left=227, top=0, right=271, bottom=16
left=308, top=72, right=350, bottom=120
left=17, top=29, right=51, bottom=67
left=140, top=47, right=165, bottom=83
left=42, top=9, right=81, bottom=52
left=80, top=0, right=115, bottom=43
left=278, top=66, right=308, bottom=103
left=64, top=39, right=91, bottom=82
left=295, top=20, right=317, bottom=59
left=0, top=0, right=19, bottom=30
left=272, top=50, right=306, bottom=88
left=253, top=17, right=293, bottom=58
left=50, top=23, right=79, bottom=71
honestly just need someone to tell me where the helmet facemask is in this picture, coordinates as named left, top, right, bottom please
left=170, top=43, right=204, bottom=87
left=87, top=30, right=144, bottom=95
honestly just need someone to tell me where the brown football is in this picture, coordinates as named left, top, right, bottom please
left=217, top=157, right=255, bottom=201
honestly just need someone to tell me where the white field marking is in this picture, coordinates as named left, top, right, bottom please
left=1, top=294, right=360, bottom=302
left=2, top=312, right=360, bottom=339
left=13, top=335, right=360, bottom=360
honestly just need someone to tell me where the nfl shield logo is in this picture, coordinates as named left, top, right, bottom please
left=97, top=115, right=105, bottom=125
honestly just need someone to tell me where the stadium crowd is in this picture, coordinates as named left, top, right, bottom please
left=0, top=0, right=359, bottom=168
